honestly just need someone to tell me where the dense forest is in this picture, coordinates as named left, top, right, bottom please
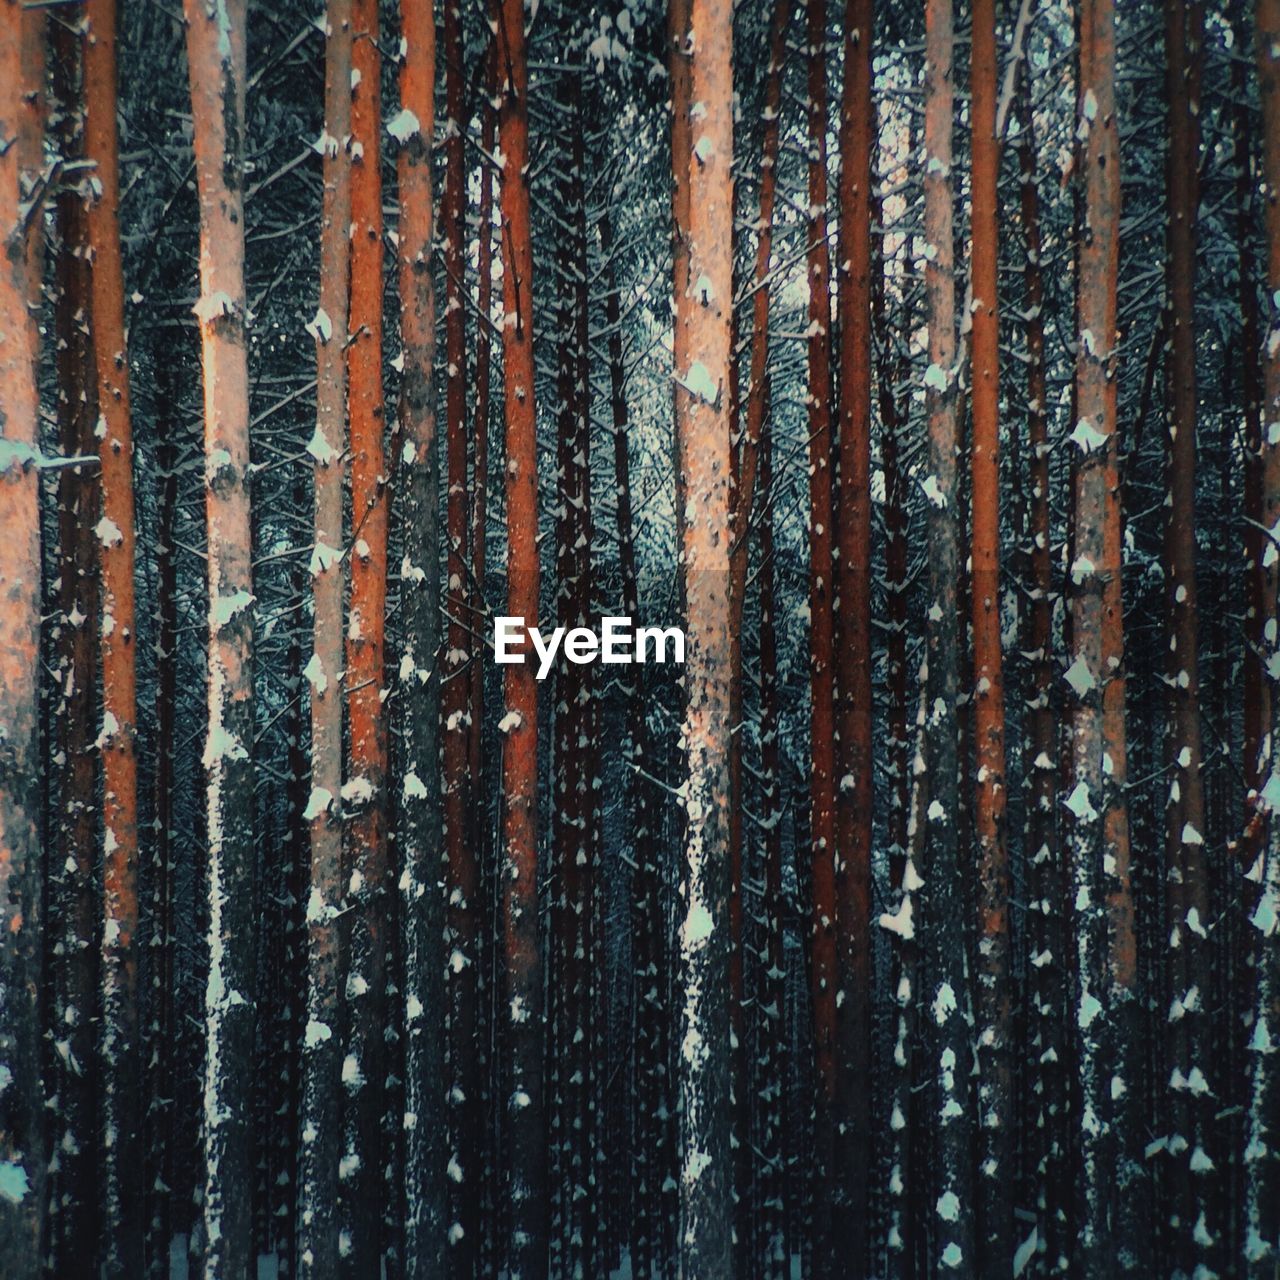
left=1, top=0, right=1279, bottom=1275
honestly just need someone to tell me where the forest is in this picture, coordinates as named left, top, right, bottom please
left=0, top=0, right=1279, bottom=1276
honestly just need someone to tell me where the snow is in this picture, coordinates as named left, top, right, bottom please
left=920, top=475, right=946, bottom=508
left=1082, top=88, right=1098, bottom=121
left=682, top=360, right=719, bottom=405
left=1064, top=656, right=1095, bottom=697
left=302, top=786, right=333, bottom=822
left=211, top=590, right=254, bottom=627
left=310, top=541, right=342, bottom=577
left=923, top=362, right=948, bottom=392
left=304, top=307, right=333, bottom=344
left=940, top=1242, right=964, bottom=1269
left=1064, top=781, right=1097, bottom=822
left=684, top=902, right=714, bottom=944
left=341, top=777, right=374, bottom=805
left=192, top=291, right=237, bottom=323
left=936, top=1191, right=960, bottom=1222
left=1013, top=1229, right=1038, bottom=1278
left=1069, top=417, right=1108, bottom=453
left=382, top=101, right=425, bottom=148
left=0, top=1161, right=29, bottom=1204
left=96, top=515, right=124, bottom=548
left=497, top=709, right=524, bottom=734
left=403, top=771, right=429, bottom=800
left=932, top=983, right=957, bottom=1025
left=878, top=896, right=914, bottom=941
left=304, top=1018, right=332, bottom=1047
left=303, top=653, right=327, bottom=694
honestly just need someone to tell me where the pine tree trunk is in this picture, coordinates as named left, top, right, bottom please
left=299, top=2, right=350, bottom=1271
left=49, top=20, right=101, bottom=1270
left=1069, top=0, right=1138, bottom=1269
left=83, top=2, right=143, bottom=1269
left=969, top=1, right=1012, bottom=1268
left=1015, top=70, right=1067, bottom=1273
left=342, top=2, right=390, bottom=1268
left=395, top=2, right=446, bottom=1268
left=182, top=0, right=256, bottom=1270
left=496, top=0, right=545, bottom=1268
left=921, top=0, right=975, bottom=1269
left=0, top=6, right=47, bottom=1271
left=672, top=0, right=735, bottom=1271
left=1162, top=5, right=1217, bottom=1269
left=439, top=7, right=481, bottom=1268
left=802, top=5, right=838, bottom=1270
left=833, top=2, right=874, bottom=1266
left=1245, top=4, right=1280, bottom=1269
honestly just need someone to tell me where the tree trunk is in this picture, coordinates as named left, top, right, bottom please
left=921, top=0, right=975, bottom=1269
left=395, top=1, right=446, bottom=1268
left=969, top=0, right=1012, bottom=1268
left=672, top=0, right=734, bottom=1271
left=0, top=5, right=47, bottom=1271
left=342, top=2, right=390, bottom=1268
left=1245, top=4, right=1280, bottom=1269
left=84, top=2, right=143, bottom=1269
left=802, top=4, right=838, bottom=1269
left=1069, top=0, right=1138, bottom=1270
left=182, top=0, right=256, bottom=1271
left=496, top=0, right=545, bottom=1269
left=833, top=1, right=873, bottom=1266
left=49, top=19, right=101, bottom=1272
left=1015, top=68, right=1067, bottom=1274
left=300, top=0, right=351, bottom=1272
left=1162, top=5, right=1217, bottom=1270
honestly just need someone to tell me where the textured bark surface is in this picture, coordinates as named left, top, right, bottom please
left=395, top=1, right=445, bottom=1269
left=833, top=0, right=874, bottom=1265
left=1246, top=4, right=1280, bottom=1269
left=84, top=1, right=142, bottom=1269
left=968, top=0, right=1012, bottom=1268
left=672, top=0, right=734, bottom=1272
left=803, top=4, right=837, bottom=1269
left=1070, top=0, right=1137, bottom=1270
left=299, top=0, right=350, bottom=1273
left=0, top=6, right=47, bottom=1272
left=182, top=0, right=256, bottom=1271
left=496, top=0, right=545, bottom=1270
left=921, top=0, right=975, bottom=1270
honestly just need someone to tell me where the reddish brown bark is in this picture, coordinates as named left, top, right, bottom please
left=0, top=6, right=47, bottom=1270
left=83, top=1, right=142, bottom=1266
left=672, top=0, right=735, bottom=1271
left=49, top=20, right=100, bottom=1270
left=833, top=0, right=873, bottom=1263
left=969, top=0, right=1012, bottom=1267
left=343, top=0, right=389, bottom=1268
left=496, top=0, right=544, bottom=1269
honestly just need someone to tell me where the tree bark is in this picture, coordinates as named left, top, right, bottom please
left=969, top=0, right=1012, bottom=1268
left=496, top=0, right=545, bottom=1269
left=1245, top=4, right=1280, bottom=1270
left=672, top=0, right=735, bottom=1271
left=300, top=0, right=350, bottom=1273
left=83, top=2, right=143, bottom=1269
left=833, top=1, right=873, bottom=1266
left=182, top=0, right=256, bottom=1271
left=395, top=1, right=446, bottom=1268
left=0, top=5, right=47, bottom=1271
left=921, top=0, right=975, bottom=1269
